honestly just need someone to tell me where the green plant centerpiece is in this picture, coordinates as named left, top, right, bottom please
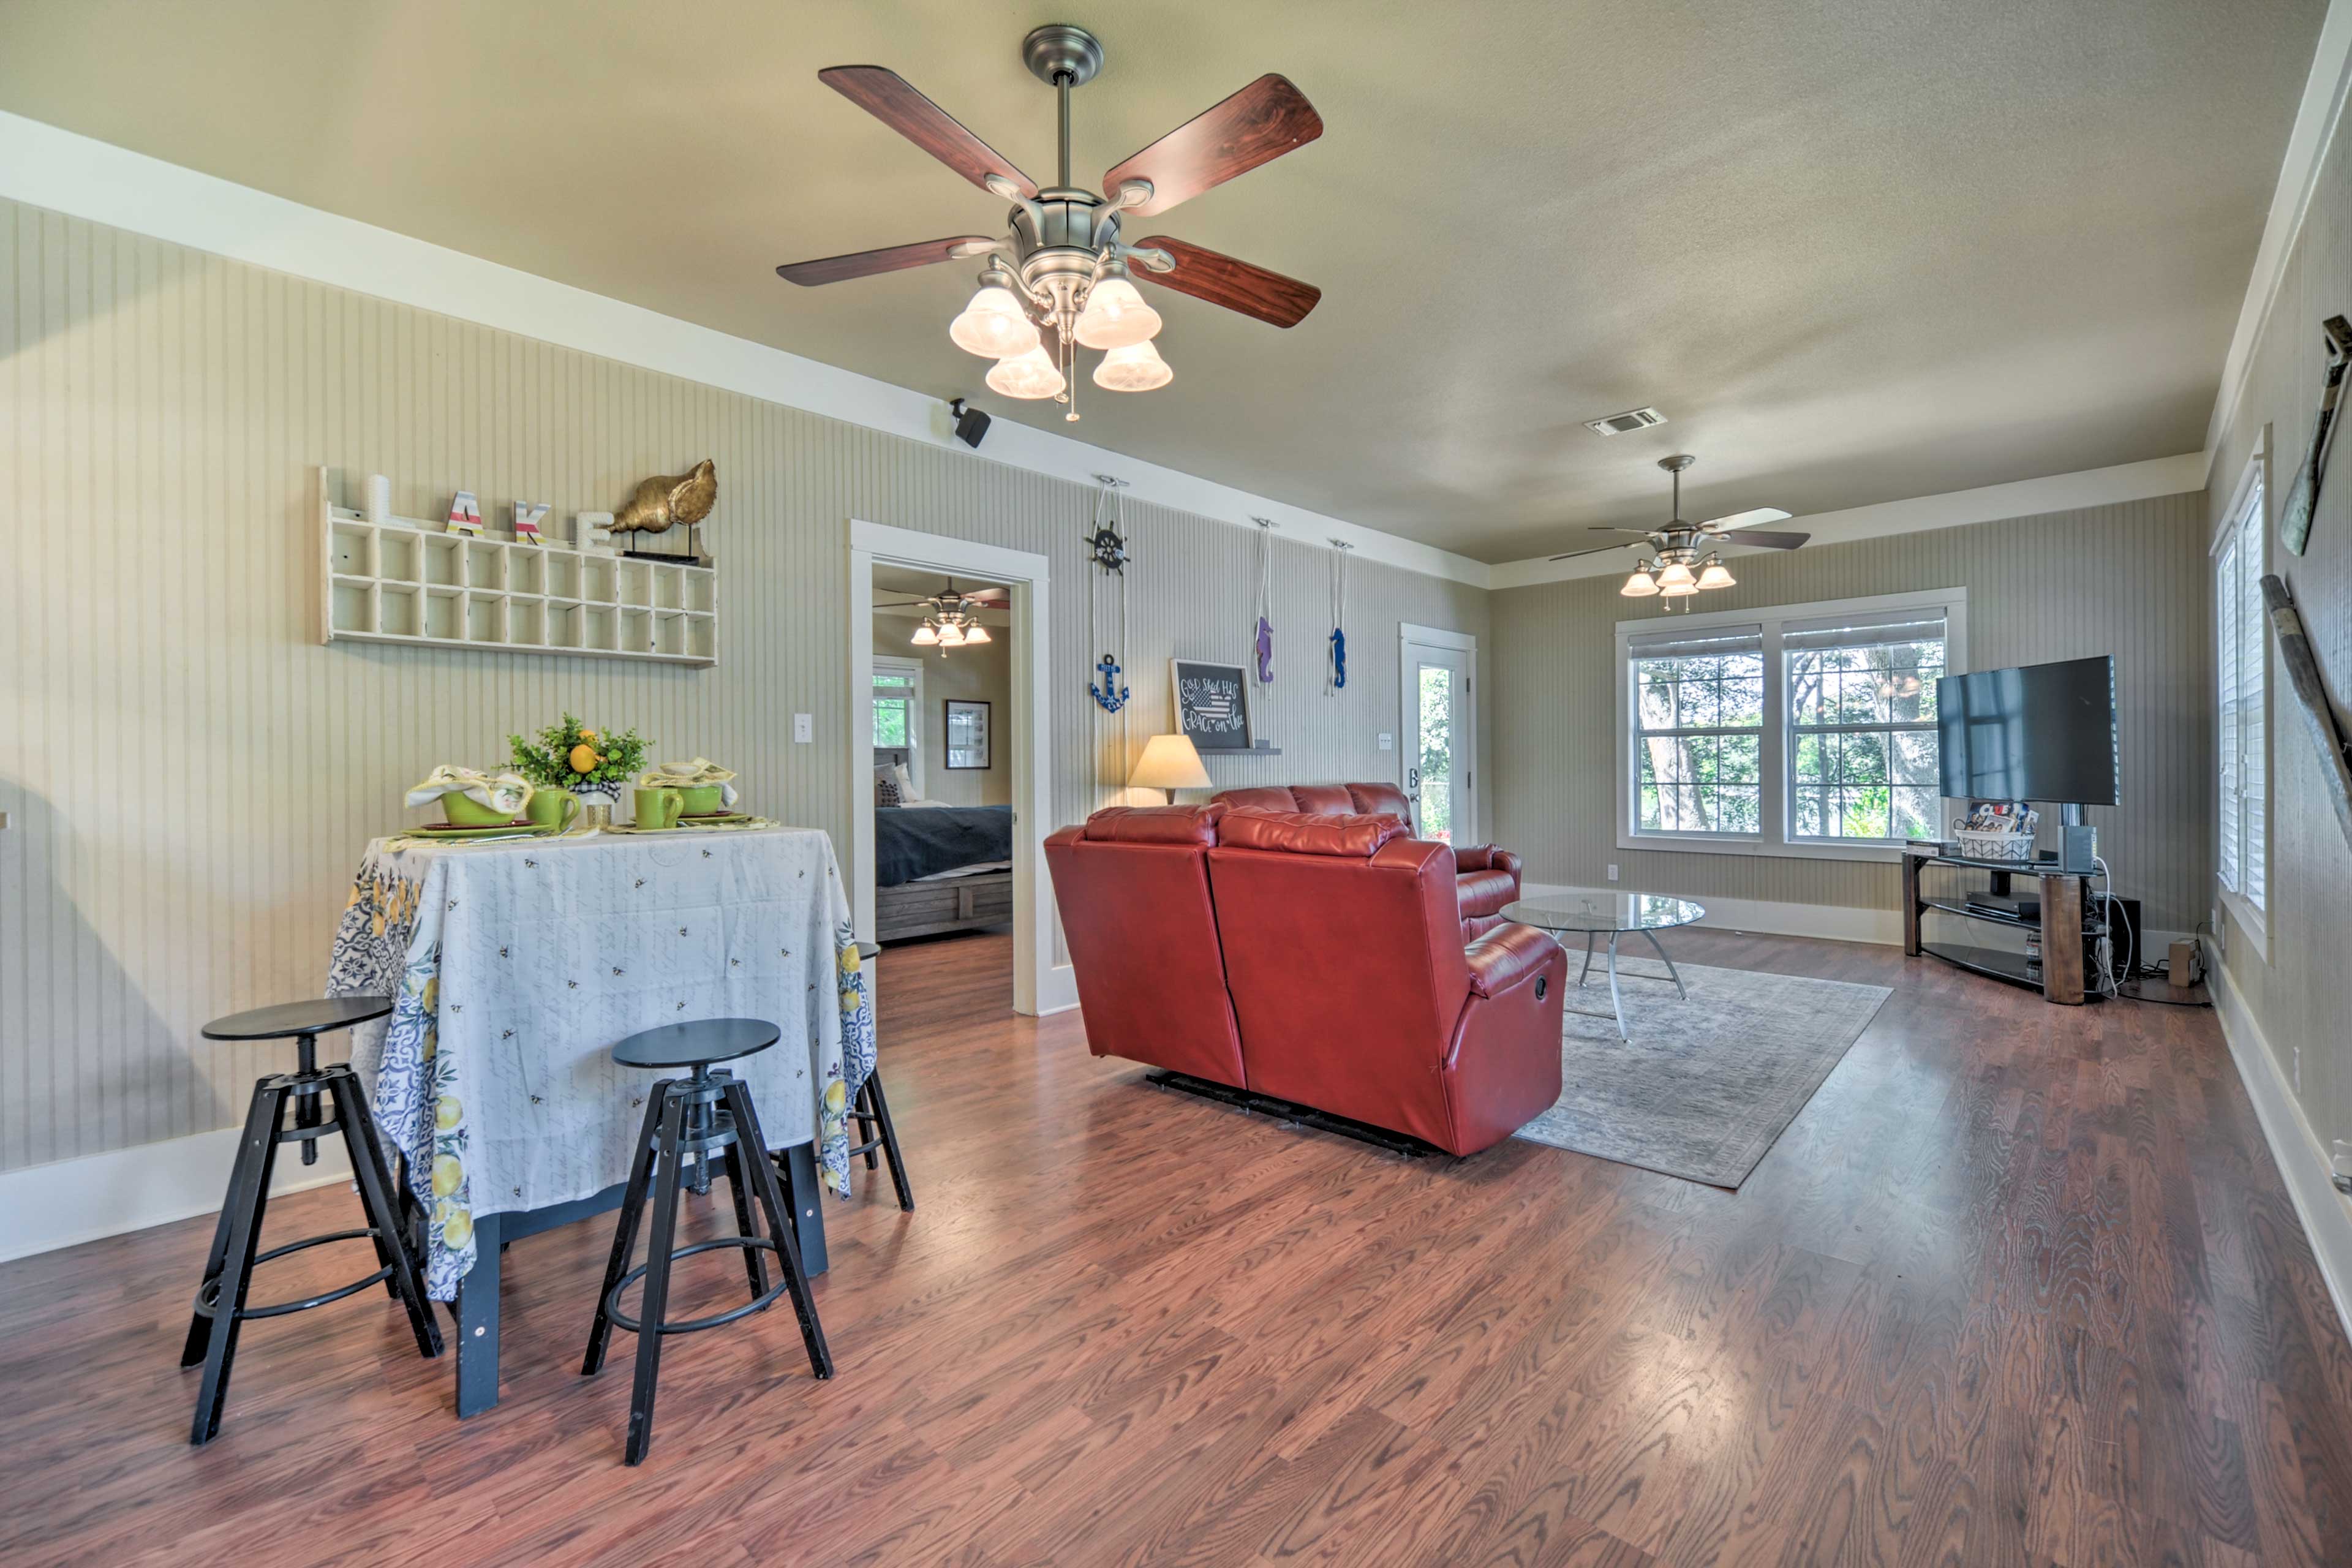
left=508, top=713, right=650, bottom=808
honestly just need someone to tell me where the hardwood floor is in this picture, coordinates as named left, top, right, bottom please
left=2, top=927, right=2347, bottom=1566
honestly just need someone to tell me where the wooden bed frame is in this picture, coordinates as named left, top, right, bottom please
left=873, top=744, right=1016, bottom=942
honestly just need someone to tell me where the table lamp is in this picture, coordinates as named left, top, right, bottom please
left=1128, top=734, right=1212, bottom=803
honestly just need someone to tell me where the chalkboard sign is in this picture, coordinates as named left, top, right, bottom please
left=1170, top=659, right=1254, bottom=750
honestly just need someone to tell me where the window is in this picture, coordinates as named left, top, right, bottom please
left=1630, top=627, right=1763, bottom=835
left=872, top=658, right=922, bottom=795
left=1786, top=610, right=1948, bottom=843
left=1616, top=588, right=1967, bottom=861
left=2215, top=464, right=2267, bottom=937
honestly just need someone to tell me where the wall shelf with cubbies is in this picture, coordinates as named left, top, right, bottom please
left=314, top=467, right=716, bottom=666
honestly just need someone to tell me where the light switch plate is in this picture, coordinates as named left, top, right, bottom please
left=793, top=713, right=813, bottom=744
left=1607, top=864, right=1619, bottom=881
left=1378, top=732, right=1393, bottom=750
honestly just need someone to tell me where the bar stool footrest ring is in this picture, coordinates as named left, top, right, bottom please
left=192, top=1227, right=400, bottom=1321
left=602, top=1236, right=793, bottom=1336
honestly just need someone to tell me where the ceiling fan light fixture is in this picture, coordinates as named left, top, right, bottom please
left=911, top=621, right=940, bottom=646
left=986, top=344, right=1066, bottom=399
left=1093, top=338, right=1174, bottom=391
left=962, top=620, right=993, bottom=644
left=1619, top=568, right=1659, bottom=598
left=937, top=620, right=967, bottom=646
left=1074, top=274, right=1161, bottom=350
left=949, top=284, right=1041, bottom=358
left=1656, top=560, right=1697, bottom=591
left=1697, top=557, right=1735, bottom=590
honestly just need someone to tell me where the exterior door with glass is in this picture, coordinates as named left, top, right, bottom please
left=1401, top=633, right=1474, bottom=844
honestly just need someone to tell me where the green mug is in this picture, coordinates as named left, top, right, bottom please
left=632, top=786, right=686, bottom=831
left=524, top=790, right=581, bottom=832
left=444, top=787, right=531, bottom=828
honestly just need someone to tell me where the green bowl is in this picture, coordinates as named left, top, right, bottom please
left=677, top=784, right=725, bottom=816
left=443, top=792, right=522, bottom=827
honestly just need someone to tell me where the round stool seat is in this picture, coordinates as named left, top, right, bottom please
left=612, top=1017, right=780, bottom=1070
left=202, top=996, right=391, bottom=1042
left=856, top=941, right=880, bottom=962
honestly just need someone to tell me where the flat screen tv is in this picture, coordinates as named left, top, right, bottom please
left=1936, top=655, right=2117, bottom=806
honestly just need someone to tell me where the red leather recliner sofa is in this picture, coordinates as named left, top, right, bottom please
left=1045, top=802, right=1566, bottom=1156
left=1211, top=782, right=1524, bottom=931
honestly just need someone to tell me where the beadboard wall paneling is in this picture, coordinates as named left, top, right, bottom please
left=0, top=197, right=1487, bottom=1175
left=2209, top=87, right=2352, bottom=1177
left=1490, top=494, right=2213, bottom=932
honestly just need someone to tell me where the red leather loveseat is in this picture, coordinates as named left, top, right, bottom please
left=1044, top=802, right=1566, bottom=1156
left=1211, top=782, right=1523, bottom=932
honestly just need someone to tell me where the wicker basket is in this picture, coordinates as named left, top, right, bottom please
left=1951, top=827, right=2037, bottom=864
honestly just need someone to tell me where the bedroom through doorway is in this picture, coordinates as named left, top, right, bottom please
left=870, top=564, right=1017, bottom=998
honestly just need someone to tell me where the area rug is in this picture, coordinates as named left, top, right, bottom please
left=1513, top=959, right=1891, bottom=1188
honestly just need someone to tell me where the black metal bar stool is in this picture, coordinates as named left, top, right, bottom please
left=845, top=943, right=914, bottom=1212
left=181, top=997, right=443, bottom=1446
left=582, top=1017, right=832, bottom=1465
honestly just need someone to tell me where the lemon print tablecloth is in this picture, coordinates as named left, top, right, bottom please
left=325, top=826, right=874, bottom=1301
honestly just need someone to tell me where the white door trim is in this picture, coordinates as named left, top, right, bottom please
left=849, top=521, right=1058, bottom=1016
left=1398, top=624, right=1479, bottom=845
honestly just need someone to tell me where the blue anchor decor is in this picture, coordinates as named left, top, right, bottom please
left=1091, top=652, right=1131, bottom=714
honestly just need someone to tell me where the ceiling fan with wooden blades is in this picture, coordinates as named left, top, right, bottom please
left=777, top=24, right=1324, bottom=420
left=1550, top=455, right=1809, bottom=611
left=876, top=578, right=1008, bottom=651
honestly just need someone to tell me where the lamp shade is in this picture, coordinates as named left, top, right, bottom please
left=1655, top=560, right=1696, bottom=590
left=1093, top=339, right=1174, bottom=392
left=1128, top=733, right=1212, bottom=799
left=986, top=345, right=1065, bottom=399
left=910, top=622, right=939, bottom=646
left=1074, top=275, right=1163, bottom=350
left=1619, top=568, right=1659, bottom=598
left=962, top=621, right=992, bottom=644
left=1696, top=559, right=1735, bottom=589
left=948, top=285, right=1040, bottom=359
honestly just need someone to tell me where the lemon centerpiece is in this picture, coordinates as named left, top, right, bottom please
left=508, top=712, right=650, bottom=824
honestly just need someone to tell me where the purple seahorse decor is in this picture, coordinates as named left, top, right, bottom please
left=1253, top=615, right=1274, bottom=684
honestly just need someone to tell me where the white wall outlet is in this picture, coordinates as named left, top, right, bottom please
left=1607, top=864, right=1619, bottom=882
left=1378, top=732, right=1393, bottom=750
left=793, top=713, right=813, bottom=744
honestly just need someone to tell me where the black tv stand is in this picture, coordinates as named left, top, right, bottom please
left=1901, top=850, right=2101, bottom=1005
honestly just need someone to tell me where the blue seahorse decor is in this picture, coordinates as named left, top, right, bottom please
left=1091, top=652, right=1131, bottom=714
left=1329, top=626, right=1347, bottom=688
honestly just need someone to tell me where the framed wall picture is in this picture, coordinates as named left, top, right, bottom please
left=1171, top=659, right=1253, bottom=750
left=945, top=699, right=991, bottom=769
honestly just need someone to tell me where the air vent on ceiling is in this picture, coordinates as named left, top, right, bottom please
left=1583, top=407, right=1667, bottom=436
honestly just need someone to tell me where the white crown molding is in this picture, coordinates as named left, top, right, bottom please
left=0, top=109, right=1490, bottom=590
left=1488, top=451, right=2208, bottom=590
left=2203, top=0, right=2352, bottom=475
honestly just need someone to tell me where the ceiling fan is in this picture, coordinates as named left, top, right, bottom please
left=777, top=24, right=1324, bottom=421
left=877, top=578, right=1008, bottom=651
left=1551, top=454, right=1809, bottom=610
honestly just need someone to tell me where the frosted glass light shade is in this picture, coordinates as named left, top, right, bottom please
left=1696, top=560, right=1735, bottom=589
left=1074, top=276, right=1162, bottom=349
left=938, top=622, right=966, bottom=646
left=986, top=345, right=1065, bottom=399
left=1659, top=576, right=1700, bottom=597
left=962, top=622, right=992, bottom=644
left=1093, top=339, right=1174, bottom=392
left=1619, top=569, right=1659, bottom=597
left=1655, top=560, right=1697, bottom=590
left=948, top=285, right=1040, bottom=358
left=911, top=622, right=939, bottom=646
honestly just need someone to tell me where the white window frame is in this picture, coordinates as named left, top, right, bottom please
left=2212, top=445, right=2269, bottom=957
left=1615, top=586, right=1969, bottom=862
left=872, top=654, right=925, bottom=798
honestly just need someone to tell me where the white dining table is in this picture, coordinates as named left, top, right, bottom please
left=325, top=821, right=875, bottom=1415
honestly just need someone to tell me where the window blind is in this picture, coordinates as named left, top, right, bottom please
left=1781, top=608, right=1948, bottom=653
left=1627, top=625, right=1763, bottom=661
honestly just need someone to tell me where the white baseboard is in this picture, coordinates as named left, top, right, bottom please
left=0, top=1123, right=355, bottom=1265
left=2206, top=941, right=2352, bottom=1347
left=1036, top=962, right=1081, bottom=1016
left=1519, top=884, right=1903, bottom=946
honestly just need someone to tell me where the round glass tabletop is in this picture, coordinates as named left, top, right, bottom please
left=1502, top=892, right=1706, bottom=933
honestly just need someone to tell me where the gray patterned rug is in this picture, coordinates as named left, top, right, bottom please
left=1513, top=959, right=1891, bottom=1188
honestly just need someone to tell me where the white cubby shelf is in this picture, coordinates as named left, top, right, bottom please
left=314, top=467, right=716, bottom=666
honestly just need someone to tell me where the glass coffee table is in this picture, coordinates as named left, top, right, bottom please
left=1501, top=892, right=1706, bottom=1040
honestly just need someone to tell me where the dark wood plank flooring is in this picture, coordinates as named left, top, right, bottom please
left=2, top=928, right=2347, bottom=1566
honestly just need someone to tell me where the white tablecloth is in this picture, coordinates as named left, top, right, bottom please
left=325, top=826, right=873, bottom=1300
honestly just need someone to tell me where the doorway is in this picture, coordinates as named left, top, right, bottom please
left=848, top=521, right=1058, bottom=1017
left=1399, top=624, right=1477, bottom=845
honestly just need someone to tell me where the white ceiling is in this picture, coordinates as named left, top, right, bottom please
left=0, top=0, right=2324, bottom=562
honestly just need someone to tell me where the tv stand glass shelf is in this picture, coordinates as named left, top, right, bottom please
left=1901, top=850, right=2103, bottom=1006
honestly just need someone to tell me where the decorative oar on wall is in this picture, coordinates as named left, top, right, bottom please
left=2282, top=315, right=2352, bottom=556
left=2261, top=573, right=2352, bottom=844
